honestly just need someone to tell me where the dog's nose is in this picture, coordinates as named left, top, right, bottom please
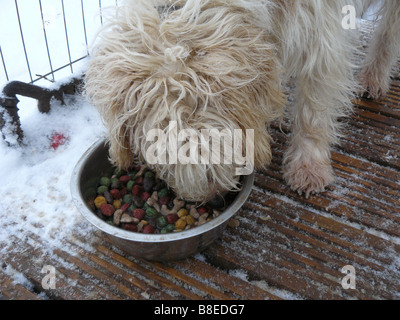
left=205, top=182, right=227, bottom=208
left=206, top=193, right=226, bottom=208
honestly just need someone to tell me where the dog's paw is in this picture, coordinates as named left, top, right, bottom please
left=283, top=158, right=334, bottom=199
left=358, top=69, right=390, bottom=100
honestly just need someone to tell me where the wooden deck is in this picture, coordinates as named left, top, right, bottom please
left=1, top=89, right=399, bottom=301
left=1, top=25, right=400, bottom=301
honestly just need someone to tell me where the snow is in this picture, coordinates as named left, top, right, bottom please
left=0, top=92, right=106, bottom=246
left=2, top=264, right=50, bottom=299
left=0, top=0, right=110, bottom=281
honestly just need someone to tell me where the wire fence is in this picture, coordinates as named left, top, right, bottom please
left=0, top=0, right=119, bottom=87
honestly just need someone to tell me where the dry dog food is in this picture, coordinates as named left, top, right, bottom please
left=87, top=165, right=235, bottom=234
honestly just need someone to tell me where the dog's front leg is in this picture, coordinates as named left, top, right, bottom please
left=280, top=4, right=356, bottom=198
left=283, top=86, right=336, bottom=198
left=359, top=1, right=400, bottom=99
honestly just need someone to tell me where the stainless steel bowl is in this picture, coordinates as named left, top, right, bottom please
left=70, top=137, right=254, bottom=261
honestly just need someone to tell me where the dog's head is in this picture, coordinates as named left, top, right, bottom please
left=85, top=0, right=285, bottom=202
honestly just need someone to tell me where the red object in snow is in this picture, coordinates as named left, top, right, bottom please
left=51, top=132, right=67, bottom=149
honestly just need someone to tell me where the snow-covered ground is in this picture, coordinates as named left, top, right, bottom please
left=0, top=1, right=111, bottom=273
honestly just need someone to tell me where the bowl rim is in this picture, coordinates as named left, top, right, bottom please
left=70, top=137, right=255, bottom=243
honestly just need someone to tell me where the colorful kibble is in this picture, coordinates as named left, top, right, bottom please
left=120, top=214, right=136, bottom=224
left=177, top=208, right=188, bottom=218
left=113, top=209, right=123, bottom=226
left=156, top=216, right=168, bottom=228
left=141, top=192, right=151, bottom=202
left=166, top=213, right=179, bottom=224
left=113, top=200, right=122, bottom=209
left=158, top=188, right=169, bottom=198
left=186, top=215, right=195, bottom=226
left=97, top=185, right=108, bottom=195
left=158, top=196, right=170, bottom=206
left=132, top=184, right=143, bottom=196
left=110, top=189, right=121, bottom=199
left=160, top=228, right=169, bottom=234
left=103, top=191, right=113, bottom=203
left=132, top=195, right=145, bottom=207
left=125, top=224, right=138, bottom=232
left=144, top=171, right=155, bottom=179
left=100, top=203, right=115, bottom=217
left=110, top=178, right=120, bottom=189
left=146, top=207, right=158, bottom=218
left=126, top=180, right=135, bottom=191
left=119, top=175, right=131, bottom=183
left=100, top=177, right=111, bottom=187
left=119, top=187, right=128, bottom=197
left=160, top=224, right=176, bottom=234
left=197, top=207, right=208, bottom=215
left=143, top=225, right=155, bottom=234
left=136, top=176, right=144, bottom=185
left=120, top=203, right=131, bottom=213
left=94, top=196, right=107, bottom=209
left=113, top=167, right=126, bottom=177
left=190, top=207, right=200, bottom=219
left=122, top=194, right=133, bottom=204
left=175, top=218, right=187, bottom=230
left=88, top=164, right=235, bottom=235
left=51, top=132, right=67, bottom=150
left=133, top=209, right=146, bottom=221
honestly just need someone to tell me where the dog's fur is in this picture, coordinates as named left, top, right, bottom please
left=360, top=1, right=400, bottom=99
left=85, top=0, right=400, bottom=202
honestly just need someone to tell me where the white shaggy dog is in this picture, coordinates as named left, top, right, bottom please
left=85, top=0, right=399, bottom=202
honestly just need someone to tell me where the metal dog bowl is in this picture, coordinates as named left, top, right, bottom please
left=70, top=137, right=254, bottom=261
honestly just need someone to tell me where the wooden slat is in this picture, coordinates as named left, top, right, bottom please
left=139, top=260, right=236, bottom=300
left=170, top=258, right=282, bottom=300
left=355, top=98, right=400, bottom=120
left=0, top=270, right=42, bottom=300
left=97, top=243, right=206, bottom=300
left=78, top=249, right=175, bottom=300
